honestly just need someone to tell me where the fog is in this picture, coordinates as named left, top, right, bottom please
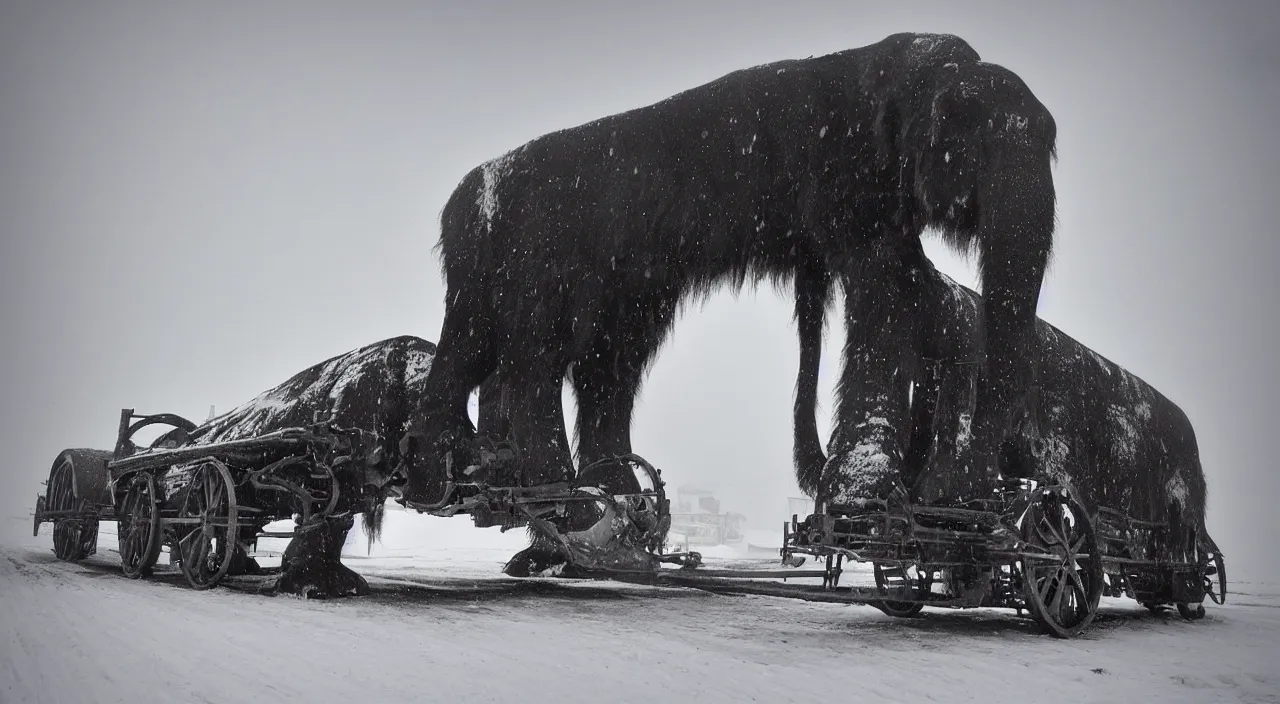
left=2, top=1, right=1276, bottom=581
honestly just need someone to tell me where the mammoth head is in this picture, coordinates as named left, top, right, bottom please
left=894, top=59, right=1058, bottom=475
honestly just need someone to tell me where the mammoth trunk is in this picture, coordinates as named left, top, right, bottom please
left=968, top=150, right=1055, bottom=475
left=818, top=251, right=926, bottom=505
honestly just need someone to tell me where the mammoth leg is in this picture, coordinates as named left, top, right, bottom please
left=913, top=361, right=978, bottom=502
left=476, top=373, right=512, bottom=441
left=572, top=292, right=679, bottom=492
left=499, top=360, right=575, bottom=488
left=274, top=514, right=369, bottom=599
left=902, top=260, right=982, bottom=502
left=402, top=296, right=496, bottom=505
left=505, top=295, right=677, bottom=578
left=901, top=359, right=942, bottom=491
left=494, top=365, right=576, bottom=579
left=819, top=245, right=927, bottom=505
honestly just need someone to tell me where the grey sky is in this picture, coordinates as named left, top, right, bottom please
left=2, top=1, right=1277, bottom=581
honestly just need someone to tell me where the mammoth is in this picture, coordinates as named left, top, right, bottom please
left=182, top=334, right=436, bottom=596
left=401, top=32, right=1059, bottom=513
left=793, top=250, right=1216, bottom=567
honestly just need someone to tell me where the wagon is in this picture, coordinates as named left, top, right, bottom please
left=34, top=407, right=373, bottom=589
left=394, top=434, right=685, bottom=574
left=625, top=257, right=1225, bottom=639
left=35, top=406, right=684, bottom=586
left=33, top=333, right=687, bottom=588
left=620, top=475, right=1226, bottom=639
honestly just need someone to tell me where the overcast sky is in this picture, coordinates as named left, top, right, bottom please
left=2, top=1, right=1277, bottom=581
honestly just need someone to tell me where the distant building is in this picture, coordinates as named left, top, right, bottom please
left=668, top=485, right=745, bottom=546
left=787, top=496, right=814, bottom=519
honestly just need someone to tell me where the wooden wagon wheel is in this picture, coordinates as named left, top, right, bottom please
left=176, top=460, right=240, bottom=590
left=1020, top=486, right=1104, bottom=638
left=117, top=473, right=162, bottom=579
left=872, top=562, right=927, bottom=617
left=48, top=456, right=87, bottom=561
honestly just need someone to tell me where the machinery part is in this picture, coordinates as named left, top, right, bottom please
left=1172, top=531, right=1225, bottom=619
left=117, top=473, right=162, bottom=579
left=1020, top=486, right=1104, bottom=638
left=176, top=460, right=240, bottom=590
left=872, top=562, right=928, bottom=617
left=534, top=491, right=661, bottom=572
left=45, top=449, right=111, bottom=561
left=1202, top=542, right=1227, bottom=606
left=113, top=408, right=198, bottom=458
left=33, top=495, right=45, bottom=538
left=48, top=454, right=82, bottom=560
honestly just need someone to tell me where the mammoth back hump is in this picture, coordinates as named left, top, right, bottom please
left=185, top=335, right=436, bottom=446
left=919, top=266, right=1206, bottom=524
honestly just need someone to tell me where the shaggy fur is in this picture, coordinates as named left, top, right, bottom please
left=402, top=32, right=1058, bottom=508
left=794, top=257, right=1212, bottom=556
left=191, top=335, right=437, bottom=546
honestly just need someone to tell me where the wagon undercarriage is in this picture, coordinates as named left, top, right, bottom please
left=584, top=477, right=1226, bottom=639
left=393, top=441, right=692, bottom=574
left=33, top=414, right=1225, bottom=639
left=33, top=408, right=689, bottom=595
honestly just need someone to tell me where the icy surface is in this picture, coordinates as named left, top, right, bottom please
left=4, top=512, right=1277, bottom=704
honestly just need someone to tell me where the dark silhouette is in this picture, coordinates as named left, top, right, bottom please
left=187, top=335, right=436, bottom=596
left=401, top=32, right=1058, bottom=510
left=794, top=257, right=1213, bottom=561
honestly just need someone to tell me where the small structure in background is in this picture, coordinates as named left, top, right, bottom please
left=667, top=485, right=745, bottom=547
left=787, top=496, right=814, bottom=520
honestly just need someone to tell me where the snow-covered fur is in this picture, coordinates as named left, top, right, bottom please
left=795, top=257, right=1210, bottom=556
left=187, top=335, right=436, bottom=546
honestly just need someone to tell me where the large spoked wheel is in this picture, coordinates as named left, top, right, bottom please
left=118, top=473, right=162, bottom=579
left=176, top=461, right=240, bottom=590
left=873, top=562, right=927, bottom=617
left=1020, top=487, right=1104, bottom=638
left=48, top=456, right=89, bottom=561
left=572, top=454, right=670, bottom=553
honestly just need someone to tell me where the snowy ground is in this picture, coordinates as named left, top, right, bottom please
left=2, top=507, right=1277, bottom=704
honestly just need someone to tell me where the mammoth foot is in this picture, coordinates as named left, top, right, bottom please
left=501, top=545, right=590, bottom=579
left=824, top=449, right=902, bottom=505
left=274, top=515, right=370, bottom=599
left=823, top=421, right=908, bottom=504
left=227, top=544, right=263, bottom=577
left=274, top=560, right=370, bottom=599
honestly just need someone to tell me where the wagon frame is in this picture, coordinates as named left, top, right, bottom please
left=622, top=475, right=1226, bottom=639
left=34, top=407, right=373, bottom=590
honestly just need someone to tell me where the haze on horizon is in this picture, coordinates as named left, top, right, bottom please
left=1, top=1, right=1277, bottom=582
